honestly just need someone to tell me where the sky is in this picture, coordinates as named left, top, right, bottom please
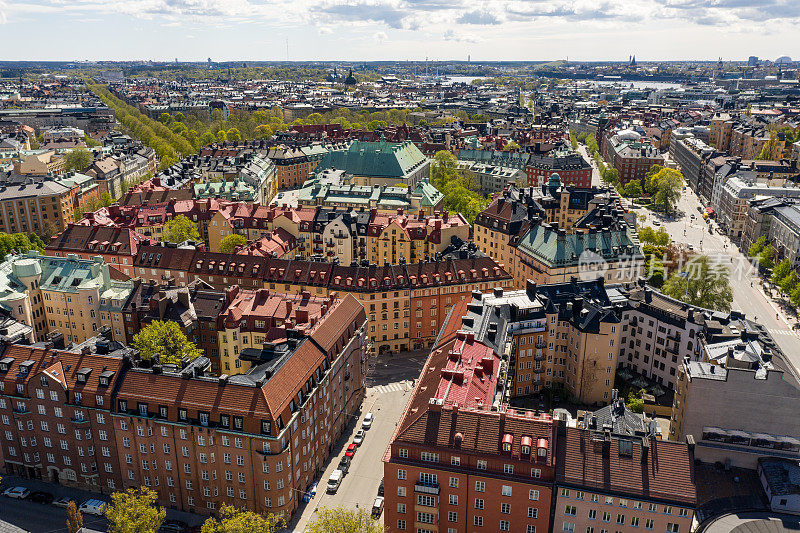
left=0, top=0, right=798, bottom=63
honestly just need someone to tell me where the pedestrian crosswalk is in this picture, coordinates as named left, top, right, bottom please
left=367, top=382, right=409, bottom=395
left=767, top=328, right=800, bottom=339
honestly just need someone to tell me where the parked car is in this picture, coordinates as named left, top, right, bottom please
left=345, top=443, right=358, bottom=458
left=78, top=499, right=108, bottom=516
left=338, top=458, right=350, bottom=474
left=371, top=496, right=385, bottom=518
left=327, top=470, right=344, bottom=493
left=353, top=429, right=366, bottom=446
left=378, top=478, right=384, bottom=496
left=159, top=519, right=189, bottom=533
left=3, top=487, right=30, bottom=499
left=29, top=491, right=54, bottom=504
left=53, top=496, right=72, bottom=508
left=362, top=412, right=374, bottom=429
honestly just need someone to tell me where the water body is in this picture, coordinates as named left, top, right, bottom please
left=581, top=79, right=683, bottom=90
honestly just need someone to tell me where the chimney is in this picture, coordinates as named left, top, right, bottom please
left=525, top=279, right=537, bottom=299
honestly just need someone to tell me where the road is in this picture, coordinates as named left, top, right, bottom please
left=577, top=143, right=603, bottom=187
left=289, top=350, right=427, bottom=531
left=636, top=185, right=800, bottom=372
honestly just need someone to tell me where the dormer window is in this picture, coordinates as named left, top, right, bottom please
left=233, top=416, right=243, bottom=431
left=118, top=400, right=127, bottom=412
left=77, top=368, right=91, bottom=383
left=220, top=414, right=230, bottom=428
left=261, top=420, right=271, bottom=435
left=178, top=408, right=188, bottom=421
left=138, top=403, right=148, bottom=417
left=0, top=357, right=12, bottom=372
left=159, top=406, right=168, bottom=418
left=199, top=412, right=209, bottom=427
left=502, top=433, right=513, bottom=453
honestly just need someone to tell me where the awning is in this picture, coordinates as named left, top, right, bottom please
left=521, top=436, right=532, bottom=448
left=537, top=438, right=549, bottom=449
left=502, top=434, right=513, bottom=445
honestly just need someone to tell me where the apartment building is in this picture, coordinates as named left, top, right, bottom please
left=112, top=293, right=367, bottom=519
left=715, top=172, right=800, bottom=241
left=768, top=203, right=800, bottom=265
left=216, top=288, right=336, bottom=375
left=603, top=131, right=664, bottom=186
left=45, top=225, right=151, bottom=278
left=267, top=146, right=315, bottom=190
left=120, top=279, right=227, bottom=371
left=669, top=313, right=800, bottom=468
left=474, top=181, right=616, bottom=277
left=554, top=422, right=696, bottom=533
left=709, top=113, right=734, bottom=151
left=129, top=246, right=512, bottom=355
left=0, top=291, right=368, bottom=520
left=525, top=148, right=593, bottom=188
left=0, top=175, right=76, bottom=237
left=0, top=252, right=132, bottom=344
left=617, top=284, right=704, bottom=390
left=0, top=337, right=129, bottom=492
left=383, top=318, right=555, bottom=533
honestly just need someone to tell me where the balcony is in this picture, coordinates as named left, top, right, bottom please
left=534, top=367, right=544, bottom=374
left=414, top=482, right=440, bottom=495
left=71, top=416, right=90, bottom=424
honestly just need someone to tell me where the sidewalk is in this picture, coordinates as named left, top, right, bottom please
left=0, top=474, right=205, bottom=529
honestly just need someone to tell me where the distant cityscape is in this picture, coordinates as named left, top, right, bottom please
left=0, top=56, right=799, bottom=532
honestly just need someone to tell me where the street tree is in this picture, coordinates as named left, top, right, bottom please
left=66, top=501, right=83, bottom=533
left=772, top=258, right=792, bottom=285
left=759, top=244, right=776, bottom=270
left=200, top=504, right=284, bottom=533
left=791, top=284, right=800, bottom=309
left=219, top=234, right=247, bottom=254
left=623, top=179, right=642, bottom=198
left=646, top=166, right=683, bottom=215
left=161, top=215, right=200, bottom=243
left=63, top=147, right=93, bottom=172
left=106, top=487, right=165, bottom=533
left=662, top=255, right=733, bottom=312
left=306, top=508, right=384, bottom=533
left=132, top=320, right=203, bottom=366
left=778, top=270, right=799, bottom=295
left=749, top=235, right=767, bottom=257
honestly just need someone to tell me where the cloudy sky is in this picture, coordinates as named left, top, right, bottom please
left=0, top=0, right=798, bottom=62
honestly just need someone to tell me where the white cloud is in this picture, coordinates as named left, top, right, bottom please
left=318, top=26, right=333, bottom=34
left=374, top=30, right=388, bottom=42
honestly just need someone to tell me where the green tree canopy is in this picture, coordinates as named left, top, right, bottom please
left=772, top=258, right=792, bottom=284
left=161, top=215, right=200, bottom=243
left=219, top=234, right=247, bottom=254
left=63, top=147, right=93, bottom=172
left=106, top=487, right=165, bottom=533
left=201, top=504, right=284, bottom=533
left=623, top=179, right=643, bottom=198
left=159, top=112, right=173, bottom=125
left=778, top=270, right=799, bottom=295
left=226, top=128, right=242, bottom=142
left=749, top=235, right=767, bottom=257
left=503, top=140, right=521, bottom=151
left=662, top=255, right=733, bottom=312
left=306, top=508, right=384, bottom=533
left=132, top=320, right=203, bottom=365
left=646, top=166, right=683, bottom=214
left=174, top=111, right=186, bottom=122
left=759, top=244, right=776, bottom=270
left=0, top=232, right=45, bottom=256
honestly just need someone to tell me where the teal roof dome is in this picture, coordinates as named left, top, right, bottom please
left=548, top=173, right=562, bottom=187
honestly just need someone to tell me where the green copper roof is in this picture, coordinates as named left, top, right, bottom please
left=413, top=178, right=444, bottom=207
left=517, top=225, right=641, bottom=268
left=315, top=139, right=428, bottom=179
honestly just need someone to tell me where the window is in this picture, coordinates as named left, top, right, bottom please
left=504, top=464, right=514, bottom=474
left=631, top=517, right=640, bottom=527
left=529, top=490, right=540, bottom=501
left=666, top=524, right=679, bottom=533
left=474, top=516, right=483, bottom=527
left=564, top=523, right=576, bottom=532
left=449, top=494, right=458, bottom=505
left=399, top=448, right=408, bottom=458
left=451, top=456, right=460, bottom=466
left=477, top=460, right=487, bottom=470
left=475, top=498, right=484, bottom=510
left=449, top=477, right=459, bottom=488
left=397, top=486, right=406, bottom=497
left=397, top=469, right=407, bottom=480
left=397, top=520, right=406, bottom=530
left=529, top=507, right=538, bottom=518
left=501, top=503, right=511, bottom=514
left=565, top=506, right=577, bottom=516
left=502, top=485, right=512, bottom=496
left=617, top=514, right=625, bottom=525
left=589, top=510, right=597, bottom=520
left=645, top=520, right=654, bottom=530
left=500, top=520, right=510, bottom=531
left=397, top=503, right=406, bottom=514
left=448, top=511, right=458, bottom=522
left=602, top=512, right=611, bottom=522
left=475, top=481, right=485, bottom=492
left=528, top=527, right=537, bottom=533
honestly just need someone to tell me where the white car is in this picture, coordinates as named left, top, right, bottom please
left=3, top=486, right=30, bottom=499
left=362, top=412, right=374, bottom=430
left=79, top=499, right=108, bottom=516
left=353, top=429, right=366, bottom=446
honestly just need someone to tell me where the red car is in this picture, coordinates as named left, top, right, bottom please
left=345, top=443, right=358, bottom=458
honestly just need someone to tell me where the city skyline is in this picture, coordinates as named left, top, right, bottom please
left=0, top=0, right=798, bottom=62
